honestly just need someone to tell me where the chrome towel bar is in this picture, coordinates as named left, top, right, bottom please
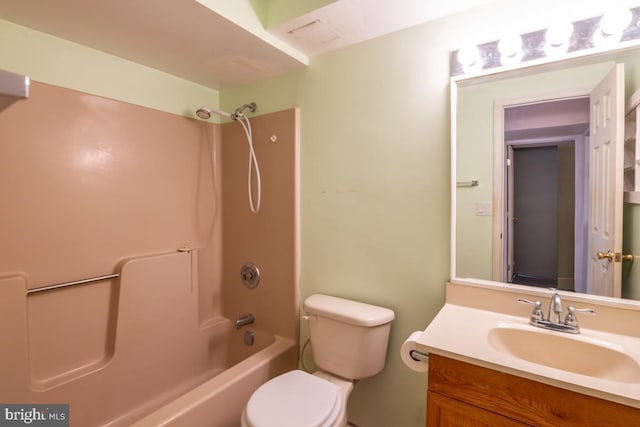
left=27, top=273, right=119, bottom=295
left=456, top=180, right=479, bottom=188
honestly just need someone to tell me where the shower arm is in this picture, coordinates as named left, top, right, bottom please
left=195, top=101, right=261, bottom=213
left=232, top=102, right=257, bottom=120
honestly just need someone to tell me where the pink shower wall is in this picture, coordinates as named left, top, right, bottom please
left=221, top=109, right=300, bottom=341
left=0, top=81, right=222, bottom=299
left=0, top=82, right=299, bottom=425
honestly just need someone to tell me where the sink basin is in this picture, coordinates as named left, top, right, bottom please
left=488, top=325, right=640, bottom=383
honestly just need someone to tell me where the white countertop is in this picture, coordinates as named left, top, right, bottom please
left=416, top=303, right=640, bottom=409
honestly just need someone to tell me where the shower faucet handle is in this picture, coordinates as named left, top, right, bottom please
left=242, top=269, right=256, bottom=281
left=240, top=262, right=260, bottom=289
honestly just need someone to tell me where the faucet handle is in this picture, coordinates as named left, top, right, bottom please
left=517, top=298, right=544, bottom=322
left=564, top=305, right=596, bottom=327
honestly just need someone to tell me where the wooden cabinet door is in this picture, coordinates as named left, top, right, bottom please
left=427, top=391, right=530, bottom=427
left=427, top=354, right=640, bottom=426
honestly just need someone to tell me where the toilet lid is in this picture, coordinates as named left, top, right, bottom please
left=246, top=370, right=340, bottom=427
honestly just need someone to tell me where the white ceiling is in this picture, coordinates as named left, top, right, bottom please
left=0, top=0, right=497, bottom=90
left=270, top=0, right=497, bottom=56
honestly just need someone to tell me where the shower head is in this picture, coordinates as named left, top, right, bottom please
left=196, top=106, right=232, bottom=120
left=197, top=101, right=261, bottom=213
left=196, top=103, right=257, bottom=121
left=196, top=107, right=211, bottom=120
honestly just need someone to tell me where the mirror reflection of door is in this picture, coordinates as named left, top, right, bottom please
left=498, top=64, right=625, bottom=296
left=503, top=100, right=588, bottom=292
left=510, top=145, right=561, bottom=288
left=508, top=143, right=582, bottom=287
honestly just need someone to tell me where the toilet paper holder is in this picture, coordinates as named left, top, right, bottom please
left=410, top=349, right=429, bottom=362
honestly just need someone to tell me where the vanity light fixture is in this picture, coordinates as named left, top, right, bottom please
left=451, top=6, right=640, bottom=76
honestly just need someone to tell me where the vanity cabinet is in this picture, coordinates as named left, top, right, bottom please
left=427, top=390, right=528, bottom=426
left=426, top=354, right=640, bottom=427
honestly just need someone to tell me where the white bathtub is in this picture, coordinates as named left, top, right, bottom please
left=128, top=332, right=296, bottom=427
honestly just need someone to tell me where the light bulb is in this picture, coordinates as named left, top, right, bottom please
left=457, top=44, right=480, bottom=67
left=457, top=44, right=483, bottom=73
left=498, top=33, right=523, bottom=65
left=545, top=21, right=573, bottom=55
left=599, top=4, right=632, bottom=37
left=546, top=21, right=573, bottom=47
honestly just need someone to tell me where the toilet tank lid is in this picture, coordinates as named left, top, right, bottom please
left=304, top=294, right=395, bottom=327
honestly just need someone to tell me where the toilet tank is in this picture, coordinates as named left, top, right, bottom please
left=303, top=294, right=395, bottom=380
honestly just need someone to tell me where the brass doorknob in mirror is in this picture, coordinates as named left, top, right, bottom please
left=597, top=251, right=614, bottom=262
left=597, top=251, right=635, bottom=262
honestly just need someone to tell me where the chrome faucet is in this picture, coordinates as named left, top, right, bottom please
left=235, top=313, right=255, bottom=329
left=548, top=291, right=563, bottom=323
left=517, top=290, right=595, bottom=334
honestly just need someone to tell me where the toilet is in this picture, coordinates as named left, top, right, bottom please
left=241, top=294, right=395, bottom=427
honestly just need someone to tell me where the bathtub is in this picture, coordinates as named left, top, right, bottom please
left=0, top=253, right=298, bottom=427
left=128, top=331, right=296, bottom=427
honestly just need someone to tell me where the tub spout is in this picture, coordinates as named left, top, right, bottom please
left=235, top=313, right=255, bottom=329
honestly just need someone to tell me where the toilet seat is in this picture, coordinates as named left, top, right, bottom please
left=244, top=370, right=341, bottom=427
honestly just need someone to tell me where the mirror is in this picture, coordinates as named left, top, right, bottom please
left=453, top=50, right=640, bottom=301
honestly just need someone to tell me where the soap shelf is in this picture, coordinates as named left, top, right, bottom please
left=0, top=68, right=29, bottom=111
left=624, top=92, right=640, bottom=203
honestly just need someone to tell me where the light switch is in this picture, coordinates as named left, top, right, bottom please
left=475, top=201, right=492, bottom=216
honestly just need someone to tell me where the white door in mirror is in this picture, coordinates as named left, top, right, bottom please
left=588, top=63, right=624, bottom=298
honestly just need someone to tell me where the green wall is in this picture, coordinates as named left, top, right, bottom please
left=222, top=17, right=454, bottom=427
left=623, top=204, right=640, bottom=299
left=264, top=0, right=336, bottom=28
left=0, top=19, right=219, bottom=117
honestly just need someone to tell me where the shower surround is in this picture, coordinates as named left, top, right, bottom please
left=0, top=82, right=299, bottom=426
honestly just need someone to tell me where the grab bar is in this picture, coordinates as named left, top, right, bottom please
left=27, top=273, right=119, bottom=295
left=456, top=180, right=479, bottom=188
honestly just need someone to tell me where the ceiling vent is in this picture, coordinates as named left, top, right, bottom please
left=287, top=19, right=340, bottom=46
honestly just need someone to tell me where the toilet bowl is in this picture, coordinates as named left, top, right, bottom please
left=240, top=370, right=353, bottom=427
left=241, top=294, right=394, bottom=427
